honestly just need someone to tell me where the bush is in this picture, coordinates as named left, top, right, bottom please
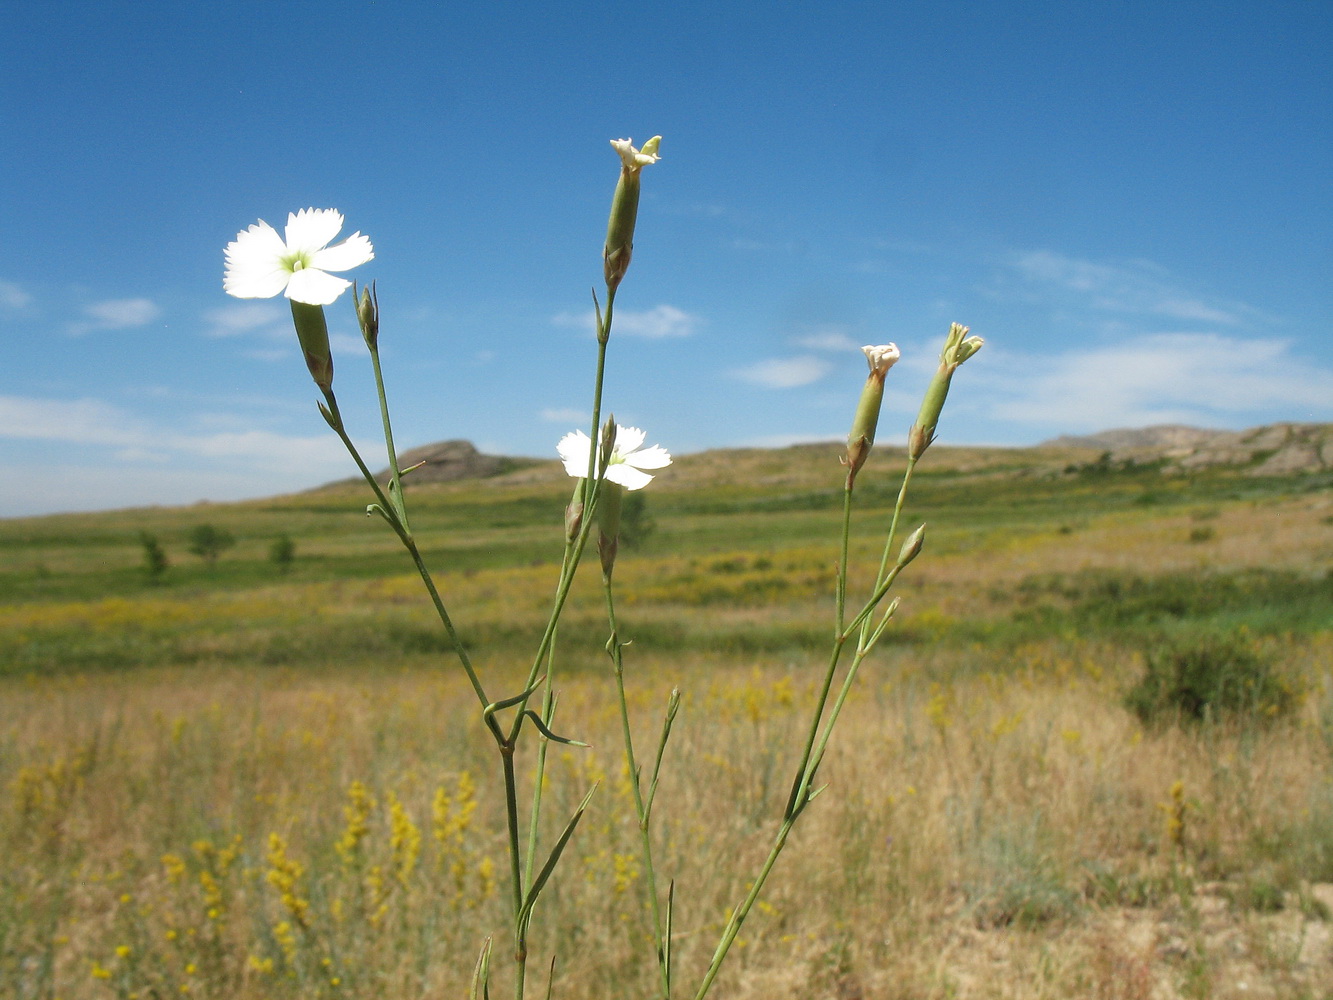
left=186, top=524, right=235, bottom=567
left=1125, top=629, right=1299, bottom=725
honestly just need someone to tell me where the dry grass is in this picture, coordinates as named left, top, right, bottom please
left=3, top=635, right=1331, bottom=999
left=3, top=452, right=1331, bottom=998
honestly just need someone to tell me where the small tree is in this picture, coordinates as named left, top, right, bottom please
left=269, top=533, right=296, bottom=573
left=187, top=524, right=235, bottom=567
left=139, top=531, right=168, bottom=582
left=619, top=490, right=657, bottom=549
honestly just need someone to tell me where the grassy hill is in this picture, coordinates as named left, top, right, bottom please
left=2, top=438, right=1332, bottom=999
left=2, top=438, right=1329, bottom=671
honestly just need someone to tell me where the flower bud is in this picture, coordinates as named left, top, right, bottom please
left=289, top=301, right=334, bottom=390
left=356, top=281, right=379, bottom=350
left=908, top=323, right=983, bottom=461
left=845, top=344, right=900, bottom=486
left=896, top=524, right=925, bottom=567
left=598, top=481, right=624, bottom=577
left=603, top=136, right=661, bottom=293
left=565, top=480, right=585, bottom=542
left=598, top=414, right=618, bottom=476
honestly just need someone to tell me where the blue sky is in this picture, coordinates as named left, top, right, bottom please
left=2, top=1, right=1329, bottom=517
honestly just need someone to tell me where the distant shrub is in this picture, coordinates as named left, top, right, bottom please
left=138, top=531, right=168, bottom=582
left=619, top=490, right=656, bottom=549
left=1125, top=629, right=1300, bottom=725
left=269, top=533, right=296, bottom=573
left=1187, top=526, right=1216, bottom=543
left=187, top=524, right=235, bottom=567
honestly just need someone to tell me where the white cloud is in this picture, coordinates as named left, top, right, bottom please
left=0, top=463, right=342, bottom=518
left=204, top=302, right=286, bottom=338
left=553, top=303, right=699, bottom=339
left=69, top=297, right=161, bottom=334
left=540, top=407, right=585, bottom=424
left=329, top=332, right=365, bottom=356
left=733, top=356, right=833, bottom=389
left=1005, top=250, right=1262, bottom=326
left=0, top=393, right=357, bottom=515
left=0, top=280, right=32, bottom=309
left=0, top=395, right=149, bottom=447
left=979, top=332, right=1333, bottom=433
left=792, top=327, right=860, bottom=352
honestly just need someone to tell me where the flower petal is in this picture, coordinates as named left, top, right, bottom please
left=613, top=425, right=646, bottom=456
left=605, top=463, right=654, bottom=491
left=557, top=430, right=592, bottom=478
left=285, top=208, right=345, bottom=254
left=310, top=233, right=375, bottom=273
left=625, top=444, right=671, bottom=470
left=285, top=267, right=352, bottom=306
left=224, top=222, right=291, bottom=298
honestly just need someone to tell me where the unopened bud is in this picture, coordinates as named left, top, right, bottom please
left=356, top=281, right=379, bottom=349
left=565, top=480, right=585, bottom=542
left=603, top=136, right=661, bottom=293
left=598, top=481, right=625, bottom=577
left=897, top=524, right=925, bottom=567
left=598, top=415, right=617, bottom=476
left=289, top=301, right=334, bottom=390
left=845, top=344, right=900, bottom=485
left=909, top=323, right=983, bottom=460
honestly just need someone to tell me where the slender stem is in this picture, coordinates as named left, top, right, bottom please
left=783, top=637, right=847, bottom=819
left=872, top=457, right=918, bottom=595
left=692, top=817, right=796, bottom=1000
left=320, top=390, right=495, bottom=717
left=524, top=684, right=556, bottom=885
left=835, top=483, right=854, bottom=635
left=505, top=286, right=618, bottom=745
left=367, top=343, right=410, bottom=533
left=502, top=748, right=528, bottom=1000
left=604, top=578, right=670, bottom=999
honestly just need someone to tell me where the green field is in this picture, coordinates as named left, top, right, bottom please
left=2, top=443, right=1331, bottom=999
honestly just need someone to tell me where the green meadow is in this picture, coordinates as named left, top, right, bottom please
left=2, top=442, right=1331, bottom=999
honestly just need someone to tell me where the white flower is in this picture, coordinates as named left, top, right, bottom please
left=610, top=136, right=662, bottom=171
left=557, top=424, right=671, bottom=491
left=862, top=344, right=901, bottom=375
left=224, top=208, right=374, bottom=306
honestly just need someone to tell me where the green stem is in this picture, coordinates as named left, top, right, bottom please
left=604, top=578, right=670, bottom=999
left=783, top=637, right=847, bottom=820
left=692, top=817, right=796, bottom=1000
left=872, top=457, right=917, bottom=599
left=835, top=483, right=854, bottom=635
left=505, top=285, right=618, bottom=745
left=320, top=389, right=494, bottom=718
left=367, top=342, right=410, bottom=533
left=502, top=748, right=528, bottom=1000
left=524, top=683, right=556, bottom=886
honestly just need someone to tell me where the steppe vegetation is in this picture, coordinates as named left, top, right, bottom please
left=2, top=443, right=1331, bottom=999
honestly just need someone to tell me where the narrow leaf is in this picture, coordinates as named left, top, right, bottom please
left=525, top=710, right=590, bottom=747
left=469, top=937, right=492, bottom=1000
left=518, top=782, right=599, bottom=928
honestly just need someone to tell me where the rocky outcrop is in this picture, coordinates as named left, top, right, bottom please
left=1042, top=423, right=1333, bottom=476
left=373, top=440, right=513, bottom=484
left=318, top=440, right=516, bottom=490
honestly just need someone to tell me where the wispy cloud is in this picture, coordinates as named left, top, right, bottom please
left=540, top=407, right=585, bottom=424
left=979, top=332, right=1333, bottom=433
left=0, top=280, right=32, bottom=309
left=203, top=302, right=286, bottom=338
left=732, top=356, right=833, bottom=389
left=553, top=304, right=700, bottom=339
left=68, top=297, right=161, bottom=335
left=0, top=394, right=352, bottom=476
left=0, top=395, right=149, bottom=448
left=1003, top=251, right=1264, bottom=326
left=792, top=327, right=861, bottom=352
